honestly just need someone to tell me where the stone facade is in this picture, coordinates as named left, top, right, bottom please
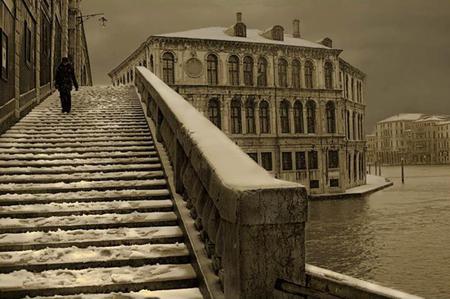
left=367, top=113, right=450, bottom=165
left=0, top=0, right=92, bottom=133
left=109, top=13, right=367, bottom=194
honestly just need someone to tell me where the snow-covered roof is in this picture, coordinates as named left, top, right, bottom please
left=153, top=27, right=331, bottom=50
left=379, top=113, right=424, bottom=123
left=415, top=115, right=449, bottom=123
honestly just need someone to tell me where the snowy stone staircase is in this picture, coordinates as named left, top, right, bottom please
left=0, top=87, right=203, bottom=299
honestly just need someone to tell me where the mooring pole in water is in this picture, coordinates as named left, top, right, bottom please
left=368, top=163, right=371, bottom=174
left=401, top=158, right=405, bottom=184
left=378, top=161, right=382, bottom=176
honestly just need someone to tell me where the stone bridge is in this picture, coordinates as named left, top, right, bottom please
left=0, top=67, right=421, bottom=299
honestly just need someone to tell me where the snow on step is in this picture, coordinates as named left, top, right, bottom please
left=0, top=163, right=162, bottom=175
left=0, top=140, right=153, bottom=148
left=0, top=200, right=173, bottom=218
left=0, top=226, right=183, bottom=251
left=0, top=145, right=154, bottom=154
left=0, top=150, right=157, bottom=161
left=0, top=171, right=164, bottom=184
left=0, top=189, right=170, bottom=205
left=0, top=264, right=196, bottom=297
left=0, top=132, right=150, bottom=139
left=0, top=156, right=159, bottom=167
left=0, top=136, right=151, bottom=143
left=0, top=243, right=189, bottom=272
left=0, top=179, right=167, bottom=194
left=27, top=288, right=203, bottom=299
left=0, top=211, right=178, bottom=233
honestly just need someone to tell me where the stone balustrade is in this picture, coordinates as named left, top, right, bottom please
left=135, top=66, right=308, bottom=299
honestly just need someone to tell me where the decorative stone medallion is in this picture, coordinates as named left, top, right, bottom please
left=185, top=58, right=203, bottom=78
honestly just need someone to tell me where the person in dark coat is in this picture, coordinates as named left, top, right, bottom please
left=55, top=57, right=79, bottom=113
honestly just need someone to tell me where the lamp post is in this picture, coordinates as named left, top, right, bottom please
left=76, top=13, right=108, bottom=27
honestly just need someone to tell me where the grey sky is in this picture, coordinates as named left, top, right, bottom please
left=81, top=0, right=450, bottom=131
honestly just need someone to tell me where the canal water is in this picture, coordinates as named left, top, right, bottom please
left=306, top=165, right=450, bottom=299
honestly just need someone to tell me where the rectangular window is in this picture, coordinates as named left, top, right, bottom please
left=295, top=151, right=306, bottom=170
left=328, top=150, right=339, bottom=169
left=261, top=152, right=273, bottom=171
left=24, top=22, right=32, bottom=65
left=310, top=180, right=319, bottom=189
left=282, top=152, right=293, bottom=170
left=248, top=152, right=258, bottom=163
left=0, top=29, right=8, bottom=81
left=330, top=179, right=339, bottom=187
left=308, top=150, right=318, bottom=170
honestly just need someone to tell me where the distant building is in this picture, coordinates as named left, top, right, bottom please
left=109, top=13, right=367, bottom=195
left=0, top=0, right=92, bottom=133
left=367, top=113, right=450, bottom=165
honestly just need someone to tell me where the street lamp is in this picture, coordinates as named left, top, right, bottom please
left=76, top=13, right=107, bottom=27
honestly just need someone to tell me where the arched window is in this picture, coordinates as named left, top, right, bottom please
left=259, top=100, right=270, bottom=134
left=208, top=98, right=221, bottom=129
left=162, top=52, right=175, bottom=84
left=280, top=100, right=290, bottom=133
left=294, top=101, right=304, bottom=133
left=228, top=55, right=240, bottom=86
left=246, top=97, right=256, bottom=134
left=207, top=54, right=218, bottom=85
left=353, top=111, right=357, bottom=140
left=324, top=61, right=333, bottom=89
left=243, top=56, right=254, bottom=86
left=230, top=98, right=242, bottom=134
left=257, top=57, right=267, bottom=87
left=150, top=55, right=154, bottom=71
left=306, top=100, right=316, bottom=134
left=292, top=59, right=301, bottom=89
left=305, top=61, right=314, bottom=89
left=326, top=101, right=336, bottom=133
left=278, top=58, right=288, bottom=87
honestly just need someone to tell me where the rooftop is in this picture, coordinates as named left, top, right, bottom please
left=153, top=27, right=332, bottom=50
left=379, top=113, right=424, bottom=123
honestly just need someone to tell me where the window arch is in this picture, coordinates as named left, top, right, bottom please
left=278, top=58, right=288, bottom=87
left=162, top=52, right=175, bottom=84
left=294, top=101, right=304, bottom=133
left=292, top=59, right=301, bottom=89
left=228, top=55, right=240, bottom=86
left=305, top=60, right=314, bottom=89
left=230, top=97, right=242, bottom=134
left=306, top=100, right=316, bottom=134
left=324, top=61, right=333, bottom=89
left=280, top=100, right=290, bottom=133
left=208, top=98, right=221, bottom=129
left=243, top=56, right=254, bottom=86
left=326, top=101, right=336, bottom=133
left=259, top=100, right=270, bottom=134
left=207, top=54, right=218, bottom=85
left=257, top=57, right=268, bottom=87
left=246, top=97, right=256, bottom=134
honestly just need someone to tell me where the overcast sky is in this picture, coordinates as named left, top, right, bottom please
left=81, top=0, right=450, bottom=131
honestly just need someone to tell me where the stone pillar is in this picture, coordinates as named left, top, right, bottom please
left=300, top=61, right=305, bottom=89
left=222, top=95, right=230, bottom=134
left=14, top=0, right=22, bottom=119
left=35, top=0, right=41, bottom=104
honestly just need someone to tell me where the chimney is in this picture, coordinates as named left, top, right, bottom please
left=293, top=19, right=301, bottom=38
left=236, top=12, right=242, bottom=23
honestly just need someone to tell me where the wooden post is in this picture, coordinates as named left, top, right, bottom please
left=401, top=158, right=405, bottom=184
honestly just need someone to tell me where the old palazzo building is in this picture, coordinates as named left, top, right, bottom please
left=0, top=0, right=92, bottom=133
left=109, top=13, right=367, bottom=194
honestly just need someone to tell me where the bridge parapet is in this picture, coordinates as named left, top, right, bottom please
left=135, top=66, right=308, bottom=298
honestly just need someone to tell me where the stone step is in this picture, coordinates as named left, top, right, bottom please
left=0, top=189, right=170, bottom=206
left=0, top=243, right=190, bottom=273
left=0, top=211, right=178, bottom=233
left=0, top=136, right=152, bottom=143
left=0, top=264, right=197, bottom=299
left=0, top=179, right=168, bottom=195
left=26, top=288, right=204, bottom=299
left=0, top=156, right=159, bottom=167
left=0, top=226, right=184, bottom=251
left=11, top=124, right=149, bottom=129
left=0, top=132, right=150, bottom=138
left=0, top=170, right=164, bottom=184
left=5, top=128, right=150, bottom=134
left=0, top=199, right=173, bottom=219
left=0, top=150, right=157, bottom=161
left=0, top=140, right=154, bottom=149
left=0, top=145, right=155, bottom=154
left=0, top=163, right=162, bottom=175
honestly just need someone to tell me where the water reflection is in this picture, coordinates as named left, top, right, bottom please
left=306, top=166, right=450, bottom=299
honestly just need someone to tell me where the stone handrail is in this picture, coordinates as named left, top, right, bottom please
left=135, top=66, right=308, bottom=299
